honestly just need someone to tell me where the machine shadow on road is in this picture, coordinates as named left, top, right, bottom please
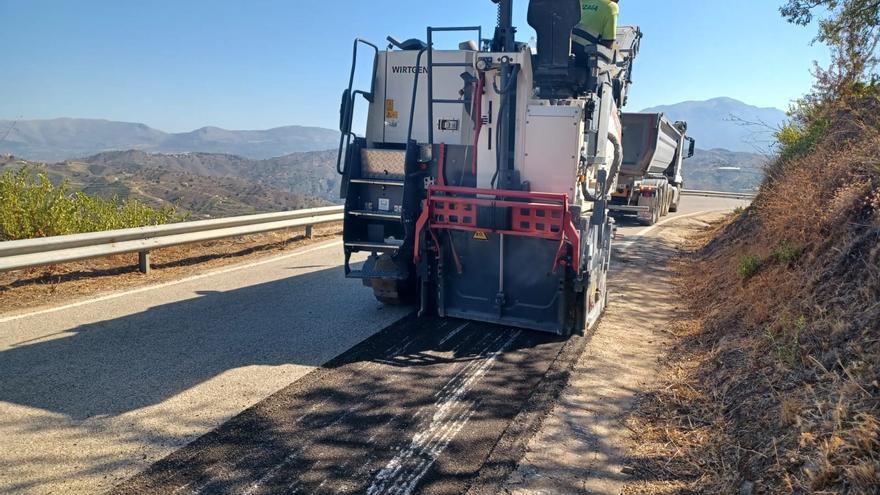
left=611, top=214, right=649, bottom=229
left=0, top=264, right=405, bottom=420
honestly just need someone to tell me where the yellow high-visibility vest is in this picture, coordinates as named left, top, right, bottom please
left=573, top=0, right=618, bottom=45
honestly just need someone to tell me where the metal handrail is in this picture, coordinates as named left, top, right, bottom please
left=336, top=38, right=380, bottom=175
left=681, top=189, right=757, bottom=199
left=406, top=48, right=428, bottom=144
left=0, top=189, right=752, bottom=274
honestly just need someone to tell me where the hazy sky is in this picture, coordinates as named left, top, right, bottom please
left=1, top=0, right=830, bottom=132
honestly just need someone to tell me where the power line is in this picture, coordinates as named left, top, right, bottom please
left=0, top=118, right=21, bottom=148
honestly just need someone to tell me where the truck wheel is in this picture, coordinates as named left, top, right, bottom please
left=642, top=203, right=659, bottom=226
left=669, top=197, right=680, bottom=213
left=603, top=284, right=609, bottom=312
left=372, top=278, right=417, bottom=305
left=565, top=270, right=589, bottom=337
left=371, top=255, right=418, bottom=305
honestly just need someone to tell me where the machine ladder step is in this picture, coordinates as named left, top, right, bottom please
left=347, top=210, right=402, bottom=221
left=349, top=178, right=404, bottom=187
left=344, top=241, right=402, bottom=252
left=424, top=25, right=482, bottom=145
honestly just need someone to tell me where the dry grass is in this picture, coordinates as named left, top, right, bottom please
left=624, top=100, right=880, bottom=494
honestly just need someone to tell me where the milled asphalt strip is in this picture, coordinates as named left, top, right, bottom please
left=109, top=317, right=571, bottom=495
left=366, top=330, right=522, bottom=495
left=0, top=240, right=342, bottom=324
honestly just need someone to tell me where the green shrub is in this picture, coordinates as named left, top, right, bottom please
left=737, top=255, right=762, bottom=279
left=0, top=167, right=182, bottom=241
left=772, top=242, right=804, bottom=266
left=775, top=111, right=830, bottom=163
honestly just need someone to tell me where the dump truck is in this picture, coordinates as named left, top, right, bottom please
left=336, top=0, right=650, bottom=335
left=610, top=113, right=695, bottom=225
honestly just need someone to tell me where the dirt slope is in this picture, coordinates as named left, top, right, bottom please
left=624, top=99, right=879, bottom=493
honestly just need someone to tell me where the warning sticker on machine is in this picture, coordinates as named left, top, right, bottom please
left=385, top=99, right=398, bottom=119
left=473, top=231, right=489, bottom=241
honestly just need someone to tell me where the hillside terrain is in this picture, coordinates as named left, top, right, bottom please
left=0, top=118, right=339, bottom=161
left=641, top=97, right=787, bottom=153
left=627, top=91, right=880, bottom=493
left=79, top=149, right=341, bottom=203
left=81, top=147, right=761, bottom=198
left=6, top=144, right=760, bottom=218
left=0, top=156, right=331, bottom=219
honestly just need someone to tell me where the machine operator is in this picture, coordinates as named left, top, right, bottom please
left=572, top=0, right=619, bottom=49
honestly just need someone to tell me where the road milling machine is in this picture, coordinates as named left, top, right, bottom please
left=336, top=0, right=671, bottom=335
left=610, top=113, right=696, bottom=225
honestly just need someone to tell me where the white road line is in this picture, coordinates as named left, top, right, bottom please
left=614, top=209, right=732, bottom=250
left=437, top=322, right=469, bottom=346
left=0, top=240, right=343, bottom=324
left=367, top=330, right=521, bottom=495
left=635, top=209, right=727, bottom=237
left=434, top=331, right=499, bottom=399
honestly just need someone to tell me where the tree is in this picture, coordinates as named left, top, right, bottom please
left=781, top=0, right=879, bottom=87
left=769, top=0, right=879, bottom=179
left=781, top=0, right=880, bottom=43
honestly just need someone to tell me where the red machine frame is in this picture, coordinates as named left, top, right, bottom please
left=414, top=185, right=581, bottom=273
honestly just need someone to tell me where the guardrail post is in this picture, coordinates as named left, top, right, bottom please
left=305, top=225, right=314, bottom=240
left=138, top=250, right=151, bottom=274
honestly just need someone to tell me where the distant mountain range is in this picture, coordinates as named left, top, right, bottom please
left=640, top=97, right=787, bottom=153
left=2, top=97, right=783, bottom=161
left=0, top=118, right=340, bottom=161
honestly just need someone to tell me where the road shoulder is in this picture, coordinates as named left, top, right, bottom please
left=499, top=212, right=725, bottom=495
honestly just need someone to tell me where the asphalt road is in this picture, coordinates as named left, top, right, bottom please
left=0, top=244, right=410, bottom=494
left=0, top=195, right=749, bottom=495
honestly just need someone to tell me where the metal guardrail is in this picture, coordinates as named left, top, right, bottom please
left=682, top=189, right=758, bottom=200
left=0, top=206, right=344, bottom=274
